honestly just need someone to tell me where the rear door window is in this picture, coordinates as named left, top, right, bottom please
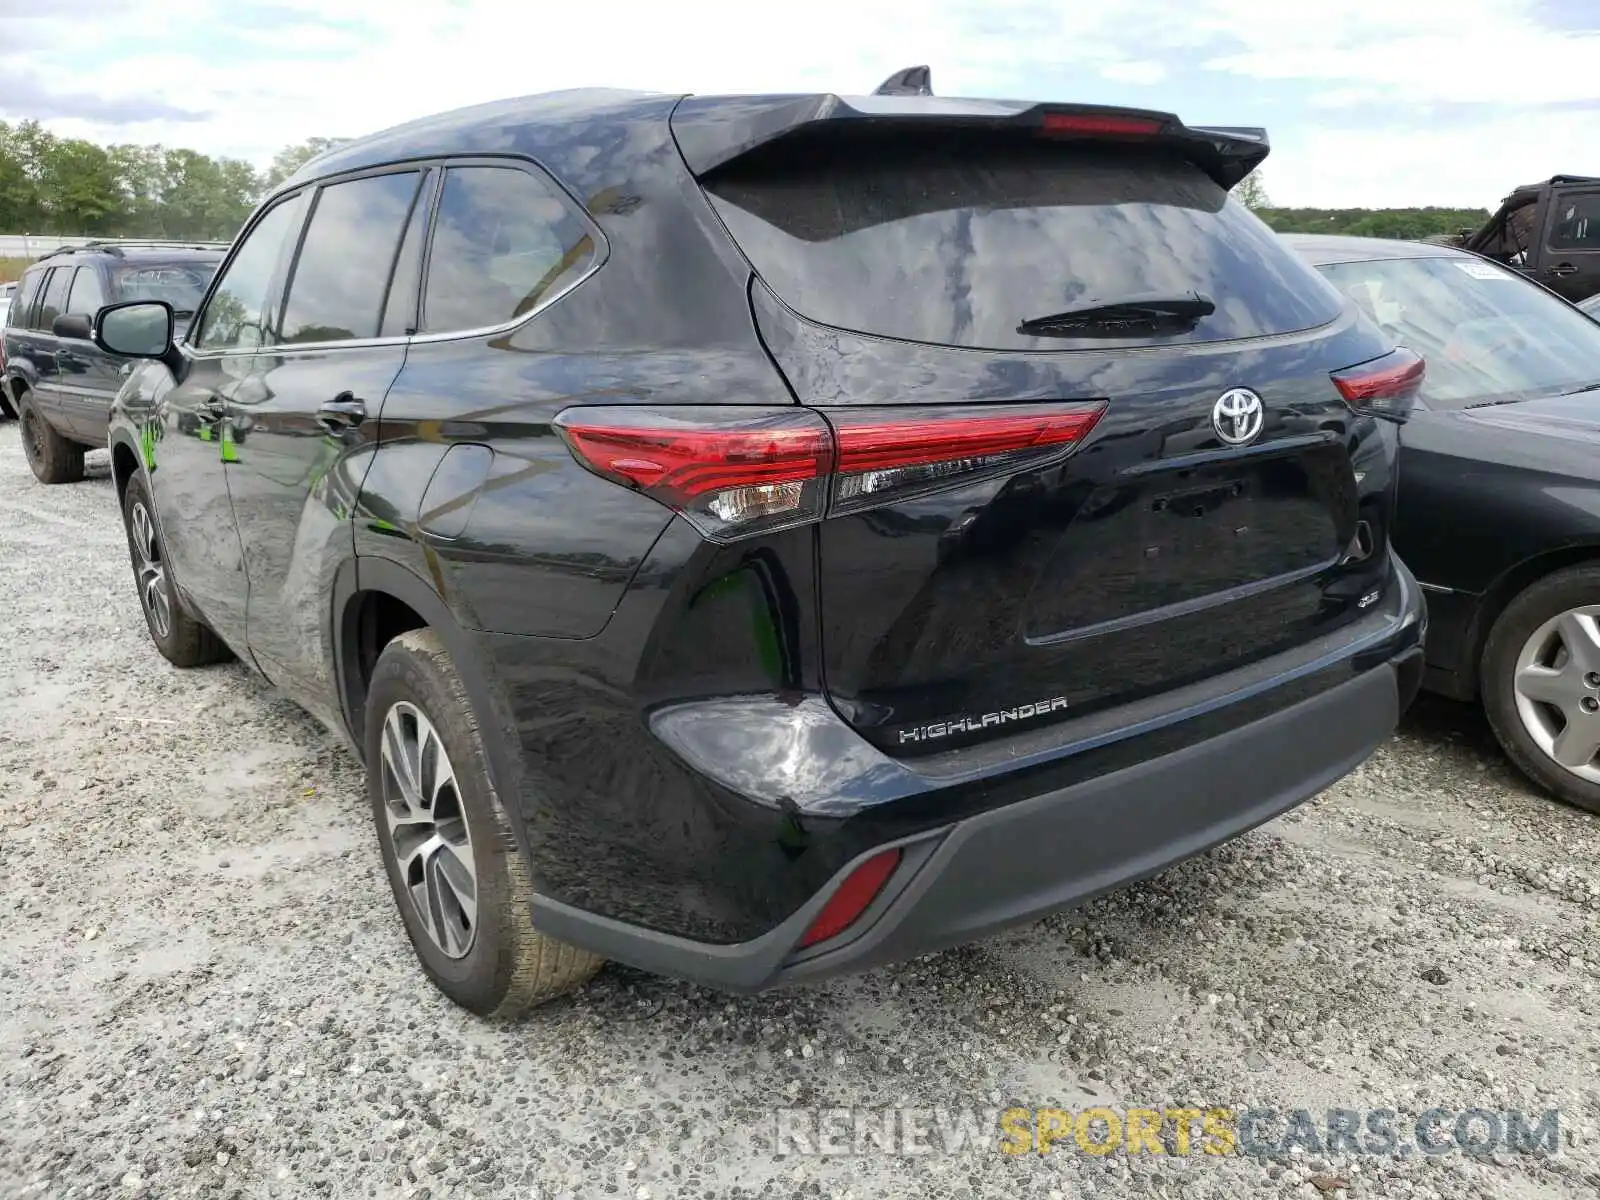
left=1547, top=191, right=1600, bottom=251
left=703, top=137, right=1343, bottom=350
left=379, top=170, right=434, bottom=337
left=419, top=164, right=597, bottom=334
left=279, top=170, right=426, bottom=345
left=65, top=267, right=106, bottom=320
left=36, top=267, right=71, bottom=332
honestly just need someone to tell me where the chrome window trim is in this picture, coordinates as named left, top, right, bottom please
left=180, top=154, right=609, bottom=363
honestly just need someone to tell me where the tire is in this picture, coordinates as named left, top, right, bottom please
left=1481, top=564, right=1600, bottom=813
left=17, top=391, right=85, bottom=484
left=365, top=628, right=603, bottom=1016
left=120, top=471, right=231, bottom=667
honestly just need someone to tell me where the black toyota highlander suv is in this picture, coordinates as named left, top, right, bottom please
left=2, top=240, right=223, bottom=482
left=94, top=86, right=1425, bottom=1017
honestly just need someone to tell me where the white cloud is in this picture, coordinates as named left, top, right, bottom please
left=0, top=0, right=1596, bottom=207
left=1264, top=112, right=1593, bottom=209
left=1100, top=61, right=1168, bottom=86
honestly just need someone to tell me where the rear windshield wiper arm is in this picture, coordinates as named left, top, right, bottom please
left=1017, top=292, right=1216, bottom=337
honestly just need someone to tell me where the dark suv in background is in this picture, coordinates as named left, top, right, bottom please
left=3, top=240, right=224, bottom=482
left=96, top=87, right=1424, bottom=1017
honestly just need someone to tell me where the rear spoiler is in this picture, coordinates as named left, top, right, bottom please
left=670, top=94, right=1269, bottom=190
left=873, top=66, right=934, bottom=96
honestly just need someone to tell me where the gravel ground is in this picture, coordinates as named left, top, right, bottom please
left=3, top=422, right=1600, bottom=1200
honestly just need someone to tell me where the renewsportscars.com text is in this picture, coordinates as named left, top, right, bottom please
left=771, top=1106, right=1562, bottom=1159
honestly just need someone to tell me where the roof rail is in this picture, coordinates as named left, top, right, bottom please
left=43, top=237, right=231, bottom=258
left=1509, top=175, right=1600, bottom=195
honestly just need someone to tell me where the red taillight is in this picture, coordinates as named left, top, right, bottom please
left=1332, top=347, right=1425, bottom=422
left=554, top=402, right=1106, bottom=541
left=1041, top=113, right=1164, bottom=138
left=553, top=407, right=835, bottom=541
left=799, top=848, right=901, bottom=949
left=829, top=403, right=1106, bottom=513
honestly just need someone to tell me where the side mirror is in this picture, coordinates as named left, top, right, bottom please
left=93, top=300, right=174, bottom=358
left=52, top=313, right=92, bottom=340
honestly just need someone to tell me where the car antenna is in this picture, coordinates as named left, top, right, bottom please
left=873, top=65, right=933, bottom=96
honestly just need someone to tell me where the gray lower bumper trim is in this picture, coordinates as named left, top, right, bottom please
left=531, top=660, right=1400, bottom=993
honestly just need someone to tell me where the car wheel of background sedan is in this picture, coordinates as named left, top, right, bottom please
left=364, top=628, right=604, bottom=1017
left=1482, top=564, right=1600, bottom=813
left=17, top=392, right=85, bottom=485
left=120, top=471, right=231, bottom=668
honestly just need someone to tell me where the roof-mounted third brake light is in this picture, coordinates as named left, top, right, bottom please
left=1040, top=112, right=1165, bottom=138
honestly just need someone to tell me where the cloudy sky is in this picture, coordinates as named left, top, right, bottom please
left=1, top=0, right=1596, bottom=208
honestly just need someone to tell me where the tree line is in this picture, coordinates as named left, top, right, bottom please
left=1255, top=206, right=1492, bottom=240
left=0, top=122, right=344, bottom=242
left=0, top=128, right=1496, bottom=247
left=1237, top=172, right=1490, bottom=241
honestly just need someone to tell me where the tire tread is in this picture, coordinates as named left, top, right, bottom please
left=1481, top=563, right=1600, bottom=813
left=121, top=473, right=231, bottom=668
left=374, top=630, right=602, bottom=1018
left=19, top=393, right=85, bottom=485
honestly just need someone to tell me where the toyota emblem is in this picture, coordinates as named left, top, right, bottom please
left=1212, top=388, right=1264, bottom=446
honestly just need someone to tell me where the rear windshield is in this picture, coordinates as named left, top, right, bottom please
left=702, top=137, right=1342, bottom=350
left=1316, top=256, right=1600, bottom=408
left=114, top=261, right=220, bottom=314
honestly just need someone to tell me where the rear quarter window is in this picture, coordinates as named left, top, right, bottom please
left=8, top=270, right=42, bottom=327
left=419, top=164, right=599, bottom=334
left=703, top=138, right=1343, bottom=351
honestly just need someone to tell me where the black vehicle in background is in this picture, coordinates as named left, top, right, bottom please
left=1435, top=176, right=1600, bottom=305
left=98, top=87, right=1423, bottom=1015
left=1288, top=234, right=1600, bottom=811
left=2, top=240, right=224, bottom=482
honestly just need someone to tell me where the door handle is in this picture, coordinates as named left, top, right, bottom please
left=317, top=394, right=367, bottom=431
left=1549, top=263, right=1579, bottom=276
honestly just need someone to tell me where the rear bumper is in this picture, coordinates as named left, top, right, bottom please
left=781, top=652, right=1407, bottom=985
left=529, top=561, right=1425, bottom=991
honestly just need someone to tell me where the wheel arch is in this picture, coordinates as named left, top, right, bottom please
left=333, top=556, right=540, bottom=875
left=1466, top=541, right=1600, bottom=696
left=6, top=361, right=37, bottom=395
left=109, top=430, right=142, bottom=504
left=331, top=559, right=521, bottom=790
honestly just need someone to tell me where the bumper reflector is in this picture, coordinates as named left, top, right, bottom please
left=799, top=848, right=902, bottom=949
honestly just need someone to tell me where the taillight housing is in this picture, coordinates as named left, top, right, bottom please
left=551, top=407, right=834, bottom=541
left=553, top=401, right=1106, bottom=542
left=1332, top=347, right=1425, bottom=423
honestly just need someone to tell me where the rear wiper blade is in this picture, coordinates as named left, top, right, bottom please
left=1562, top=381, right=1600, bottom=396
left=1017, top=292, right=1216, bottom=337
